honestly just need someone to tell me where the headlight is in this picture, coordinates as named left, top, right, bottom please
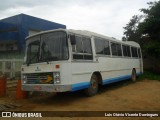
left=53, top=72, right=60, bottom=84
left=22, top=75, right=27, bottom=84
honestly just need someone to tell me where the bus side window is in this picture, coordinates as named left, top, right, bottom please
left=75, top=36, right=83, bottom=53
left=104, top=40, right=110, bottom=55
left=122, top=45, right=131, bottom=57
left=83, top=37, right=93, bottom=60
left=111, top=42, right=122, bottom=56
left=138, top=49, right=141, bottom=58
left=83, top=37, right=92, bottom=54
left=94, top=38, right=110, bottom=55
left=131, top=47, right=138, bottom=58
left=72, top=35, right=93, bottom=60
left=95, top=38, right=104, bottom=54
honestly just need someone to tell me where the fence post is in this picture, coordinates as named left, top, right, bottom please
left=12, top=58, right=16, bottom=78
left=0, top=75, right=6, bottom=97
left=10, top=60, right=12, bottom=79
left=2, top=61, right=5, bottom=74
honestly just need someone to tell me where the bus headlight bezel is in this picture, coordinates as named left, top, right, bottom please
left=53, top=72, right=60, bottom=84
left=22, top=75, right=27, bottom=84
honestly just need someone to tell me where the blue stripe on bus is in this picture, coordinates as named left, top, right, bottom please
left=72, top=82, right=90, bottom=91
left=72, top=74, right=132, bottom=91
left=102, top=75, right=131, bottom=85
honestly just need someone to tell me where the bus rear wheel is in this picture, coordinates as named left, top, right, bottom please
left=85, top=74, right=98, bottom=96
left=131, top=69, right=136, bottom=82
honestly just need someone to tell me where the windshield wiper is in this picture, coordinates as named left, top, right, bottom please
left=27, top=53, right=39, bottom=66
left=40, top=56, right=58, bottom=63
left=47, top=56, right=58, bottom=61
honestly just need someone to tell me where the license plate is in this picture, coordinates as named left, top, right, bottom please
left=34, top=86, right=41, bottom=91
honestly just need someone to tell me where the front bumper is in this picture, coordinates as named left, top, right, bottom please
left=22, top=84, right=72, bottom=92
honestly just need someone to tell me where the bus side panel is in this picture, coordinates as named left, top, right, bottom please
left=96, top=57, right=141, bottom=85
left=71, top=62, right=95, bottom=91
left=60, top=62, right=72, bottom=85
left=70, top=56, right=142, bottom=91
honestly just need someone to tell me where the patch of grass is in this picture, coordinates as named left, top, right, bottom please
left=138, top=71, right=160, bottom=81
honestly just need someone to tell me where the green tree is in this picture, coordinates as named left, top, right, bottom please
left=123, top=1, right=160, bottom=58
left=139, top=1, right=160, bottom=57
left=123, top=15, right=142, bottom=43
left=139, top=1, right=160, bottom=40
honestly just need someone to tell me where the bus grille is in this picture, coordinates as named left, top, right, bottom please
left=24, top=73, right=53, bottom=84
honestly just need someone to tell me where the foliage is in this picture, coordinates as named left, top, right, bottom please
left=123, top=15, right=142, bottom=42
left=138, top=71, right=160, bottom=81
left=144, top=42, right=160, bottom=57
left=123, top=1, right=160, bottom=58
left=139, top=1, right=160, bottom=40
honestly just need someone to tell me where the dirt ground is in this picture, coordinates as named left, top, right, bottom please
left=0, top=79, right=160, bottom=120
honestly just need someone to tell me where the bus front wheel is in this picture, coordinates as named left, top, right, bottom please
left=85, top=74, right=98, bottom=96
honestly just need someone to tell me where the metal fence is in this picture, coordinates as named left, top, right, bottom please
left=0, top=59, right=24, bottom=79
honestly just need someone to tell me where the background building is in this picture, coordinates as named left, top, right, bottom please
left=0, top=13, right=66, bottom=59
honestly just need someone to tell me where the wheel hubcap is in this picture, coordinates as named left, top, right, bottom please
left=91, top=79, right=97, bottom=88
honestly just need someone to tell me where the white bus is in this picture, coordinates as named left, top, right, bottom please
left=21, top=29, right=143, bottom=96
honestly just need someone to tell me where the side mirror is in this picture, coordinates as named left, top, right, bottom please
left=70, top=35, right=76, bottom=45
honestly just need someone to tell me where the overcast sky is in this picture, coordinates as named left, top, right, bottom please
left=0, top=0, right=155, bottom=40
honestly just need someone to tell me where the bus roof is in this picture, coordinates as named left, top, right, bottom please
left=26, top=28, right=140, bottom=48
left=68, top=29, right=140, bottom=48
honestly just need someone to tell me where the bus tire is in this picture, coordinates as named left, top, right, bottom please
left=131, top=69, right=136, bottom=82
left=85, top=74, right=98, bottom=96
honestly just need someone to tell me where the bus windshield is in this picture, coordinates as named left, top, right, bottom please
left=26, top=31, right=68, bottom=65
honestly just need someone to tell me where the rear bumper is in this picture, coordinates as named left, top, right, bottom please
left=22, top=84, right=72, bottom=92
